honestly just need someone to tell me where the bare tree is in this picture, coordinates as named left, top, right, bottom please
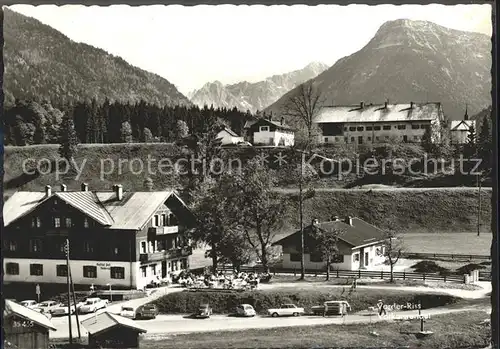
left=378, top=229, right=405, bottom=283
left=311, top=224, right=345, bottom=281
left=282, top=81, right=325, bottom=148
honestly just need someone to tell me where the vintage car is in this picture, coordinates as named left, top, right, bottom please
left=196, top=303, right=213, bottom=318
left=78, top=297, right=107, bottom=314
left=136, top=304, right=158, bottom=319
left=311, top=301, right=351, bottom=316
left=120, top=306, right=137, bottom=319
left=50, top=302, right=77, bottom=316
left=20, top=300, right=38, bottom=309
left=267, top=304, right=305, bottom=317
left=35, top=301, right=61, bottom=314
left=236, top=304, right=256, bottom=317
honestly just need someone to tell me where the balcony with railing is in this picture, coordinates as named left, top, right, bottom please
left=148, top=226, right=179, bottom=235
left=139, top=246, right=192, bottom=263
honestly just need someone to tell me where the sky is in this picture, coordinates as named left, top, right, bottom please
left=9, top=4, right=492, bottom=95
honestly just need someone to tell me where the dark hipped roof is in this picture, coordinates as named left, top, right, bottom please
left=4, top=189, right=194, bottom=230
left=4, top=300, right=56, bottom=331
left=273, top=217, right=386, bottom=248
left=82, top=312, right=146, bottom=336
left=314, top=103, right=443, bottom=124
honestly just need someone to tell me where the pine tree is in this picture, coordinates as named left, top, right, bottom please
left=58, top=114, right=79, bottom=162
left=121, top=121, right=133, bottom=143
left=143, top=128, right=153, bottom=142
left=421, top=126, right=433, bottom=154
left=477, top=115, right=492, bottom=172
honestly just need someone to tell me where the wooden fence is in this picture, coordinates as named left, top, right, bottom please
left=400, top=252, right=491, bottom=261
left=218, top=265, right=466, bottom=283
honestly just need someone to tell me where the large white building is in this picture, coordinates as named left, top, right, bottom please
left=314, top=102, right=446, bottom=145
left=2, top=184, right=195, bottom=292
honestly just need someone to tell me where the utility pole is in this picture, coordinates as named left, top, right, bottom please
left=65, top=239, right=73, bottom=345
left=299, top=149, right=305, bottom=280
left=477, top=172, right=481, bottom=236
left=69, top=265, right=81, bottom=340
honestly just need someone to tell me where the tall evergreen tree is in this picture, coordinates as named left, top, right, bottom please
left=58, top=114, right=79, bottom=162
left=120, top=121, right=133, bottom=143
left=477, top=115, right=492, bottom=172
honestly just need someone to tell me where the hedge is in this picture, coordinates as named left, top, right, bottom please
left=151, top=289, right=459, bottom=315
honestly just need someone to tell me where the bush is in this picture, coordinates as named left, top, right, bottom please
left=411, top=261, right=450, bottom=274
left=456, top=263, right=486, bottom=275
left=151, top=289, right=459, bottom=315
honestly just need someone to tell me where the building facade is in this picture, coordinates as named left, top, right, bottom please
left=450, top=120, right=475, bottom=144
left=2, top=184, right=195, bottom=291
left=274, top=217, right=386, bottom=271
left=244, top=117, right=295, bottom=146
left=217, top=127, right=245, bottom=145
left=314, top=102, right=446, bottom=145
left=3, top=299, right=56, bottom=349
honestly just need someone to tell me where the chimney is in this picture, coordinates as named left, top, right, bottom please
left=268, top=114, right=272, bottom=121
left=345, top=216, right=353, bottom=226
left=384, top=101, right=388, bottom=109
left=115, top=184, right=123, bottom=201
left=45, top=185, right=52, bottom=197
left=60, top=184, right=67, bottom=192
left=281, top=117, right=284, bottom=125
left=410, top=101, right=414, bottom=109
left=81, top=183, right=89, bottom=192
left=312, top=218, right=319, bottom=226
left=360, top=101, right=364, bottom=109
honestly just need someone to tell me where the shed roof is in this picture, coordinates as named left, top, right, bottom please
left=4, top=300, right=57, bottom=331
left=273, top=217, right=386, bottom=249
left=314, top=103, right=443, bottom=124
left=81, top=312, right=147, bottom=336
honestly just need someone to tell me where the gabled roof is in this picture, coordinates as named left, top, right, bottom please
left=273, top=217, right=386, bottom=249
left=314, top=103, right=443, bottom=124
left=244, top=118, right=294, bottom=131
left=218, top=127, right=241, bottom=138
left=4, top=189, right=193, bottom=231
left=450, top=120, right=475, bottom=131
left=82, top=312, right=147, bottom=336
left=4, top=300, right=57, bottom=331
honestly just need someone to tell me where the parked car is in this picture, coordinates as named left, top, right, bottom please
left=78, top=297, right=107, bottom=313
left=267, top=304, right=305, bottom=317
left=120, top=306, right=137, bottom=319
left=35, top=301, right=61, bottom=314
left=236, top=304, right=256, bottom=317
left=196, top=303, right=212, bottom=318
left=311, top=301, right=351, bottom=316
left=50, top=302, right=77, bottom=316
left=136, top=304, right=158, bottom=319
left=20, top=300, right=38, bottom=309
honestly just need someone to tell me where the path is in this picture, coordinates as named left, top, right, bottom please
left=52, top=304, right=491, bottom=339
left=258, top=281, right=492, bottom=299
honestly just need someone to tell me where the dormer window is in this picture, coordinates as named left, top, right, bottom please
left=54, top=217, right=61, bottom=228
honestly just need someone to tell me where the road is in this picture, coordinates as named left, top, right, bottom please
left=51, top=305, right=490, bottom=339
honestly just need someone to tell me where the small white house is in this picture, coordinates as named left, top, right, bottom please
left=217, top=127, right=244, bottom=146
left=273, top=216, right=387, bottom=271
left=450, top=120, right=475, bottom=144
left=244, top=117, right=295, bottom=147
